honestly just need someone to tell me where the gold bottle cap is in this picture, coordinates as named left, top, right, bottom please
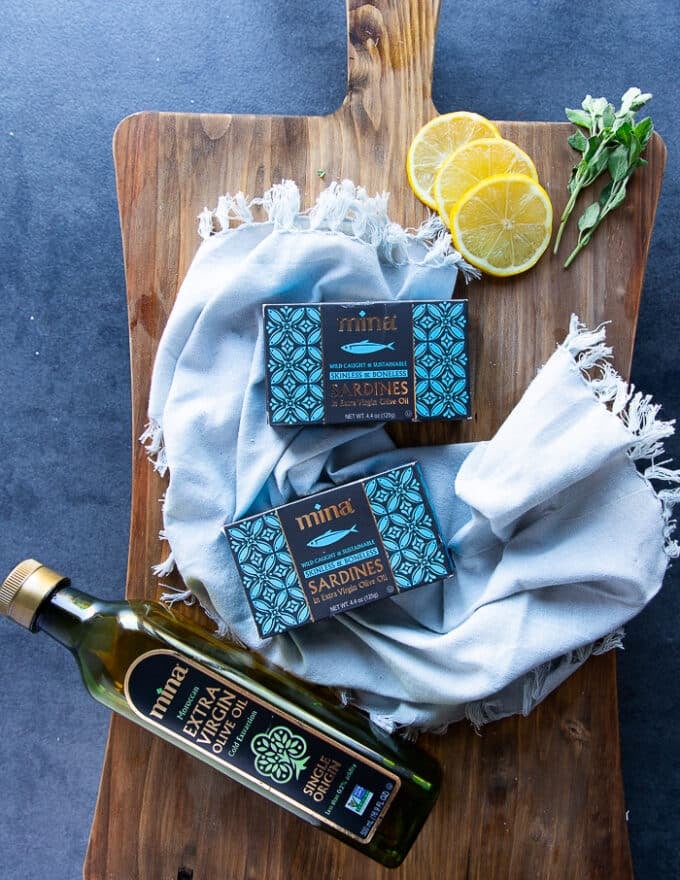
left=0, top=559, right=70, bottom=630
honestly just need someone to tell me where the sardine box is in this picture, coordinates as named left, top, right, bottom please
left=224, top=462, right=454, bottom=638
left=263, top=300, right=470, bottom=425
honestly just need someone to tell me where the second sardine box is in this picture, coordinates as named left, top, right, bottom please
left=263, top=299, right=470, bottom=426
left=223, top=461, right=454, bottom=638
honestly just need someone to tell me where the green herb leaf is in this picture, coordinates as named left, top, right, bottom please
left=583, top=135, right=601, bottom=162
left=608, top=145, right=630, bottom=182
left=578, top=202, right=601, bottom=232
left=598, top=180, right=614, bottom=206
left=565, top=108, right=592, bottom=129
left=602, top=104, right=616, bottom=130
left=568, top=131, right=589, bottom=152
left=610, top=184, right=628, bottom=211
left=634, top=116, right=654, bottom=147
left=584, top=95, right=608, bottom=116
left=621, top=87, right=653, bottom=113
left=614, top=121, right=633, bottom=147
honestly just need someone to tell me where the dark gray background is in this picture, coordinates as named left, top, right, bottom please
left=1, top=1, right=678, bottom=877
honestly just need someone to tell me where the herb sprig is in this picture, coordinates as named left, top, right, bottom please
left=554, top=88, right=654, bottom=267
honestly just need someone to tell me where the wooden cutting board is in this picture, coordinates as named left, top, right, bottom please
left=85, top=1, right=665, bottom=877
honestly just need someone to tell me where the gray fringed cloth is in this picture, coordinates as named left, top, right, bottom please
left=142, top=180, right=679, bottom=732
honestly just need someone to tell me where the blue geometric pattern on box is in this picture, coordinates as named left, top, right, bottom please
left=412, top=301, right=470, bottom=419
left=265, top=306, right=324, bottom=425
left=225, top=513, right=310, bottom=636
left=364, top=465, right=451, bottom=590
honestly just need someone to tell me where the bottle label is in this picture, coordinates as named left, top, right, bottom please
left=124, top=649, right=400, bottom=843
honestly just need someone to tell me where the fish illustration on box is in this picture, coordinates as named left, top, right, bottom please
left=306, top=524, right=359, bottom=548
left=340, top=340, right=396, bottom=355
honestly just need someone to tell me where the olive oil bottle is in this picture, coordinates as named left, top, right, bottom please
left=0, top=559, right=440, bottom=868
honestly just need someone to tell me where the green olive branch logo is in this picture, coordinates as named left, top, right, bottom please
left=250, top=725, right=309, bottom=785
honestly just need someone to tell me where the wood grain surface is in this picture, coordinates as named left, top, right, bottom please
left=85, top=1, right=666, bottom=877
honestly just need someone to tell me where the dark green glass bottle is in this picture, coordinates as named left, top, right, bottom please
left=0, top=560, right=440, bottom=868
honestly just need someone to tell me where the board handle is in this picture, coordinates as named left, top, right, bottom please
left=342, top=0, right=440, bottom=123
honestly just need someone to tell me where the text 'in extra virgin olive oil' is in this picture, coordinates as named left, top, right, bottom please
left=0, top=560, right=441, bottom=868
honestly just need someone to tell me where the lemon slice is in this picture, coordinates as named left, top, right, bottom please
left=450, top=173, right=553, bottom=277
left=433, top=137, right=538, bottom=222
left=406, top=112, right=502, bottom=208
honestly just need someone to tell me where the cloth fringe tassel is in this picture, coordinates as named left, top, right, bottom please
left=464, top=629, right=625, bottom=732
left=341, top=629, right=626, bottom=736
left=563, top=314, right=680, bottom=558
left=139, top=419, right=167, bottom=478
left=151, top=529, right=176, bottom=577
left=159, top=581, right=236, bottom=642
left=197, top=179, right=480, bottom=279
left=159, top=583, right=195, bottom=607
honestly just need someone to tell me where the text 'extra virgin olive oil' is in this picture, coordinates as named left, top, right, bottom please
left=0, top=560, right=441, bottom=868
